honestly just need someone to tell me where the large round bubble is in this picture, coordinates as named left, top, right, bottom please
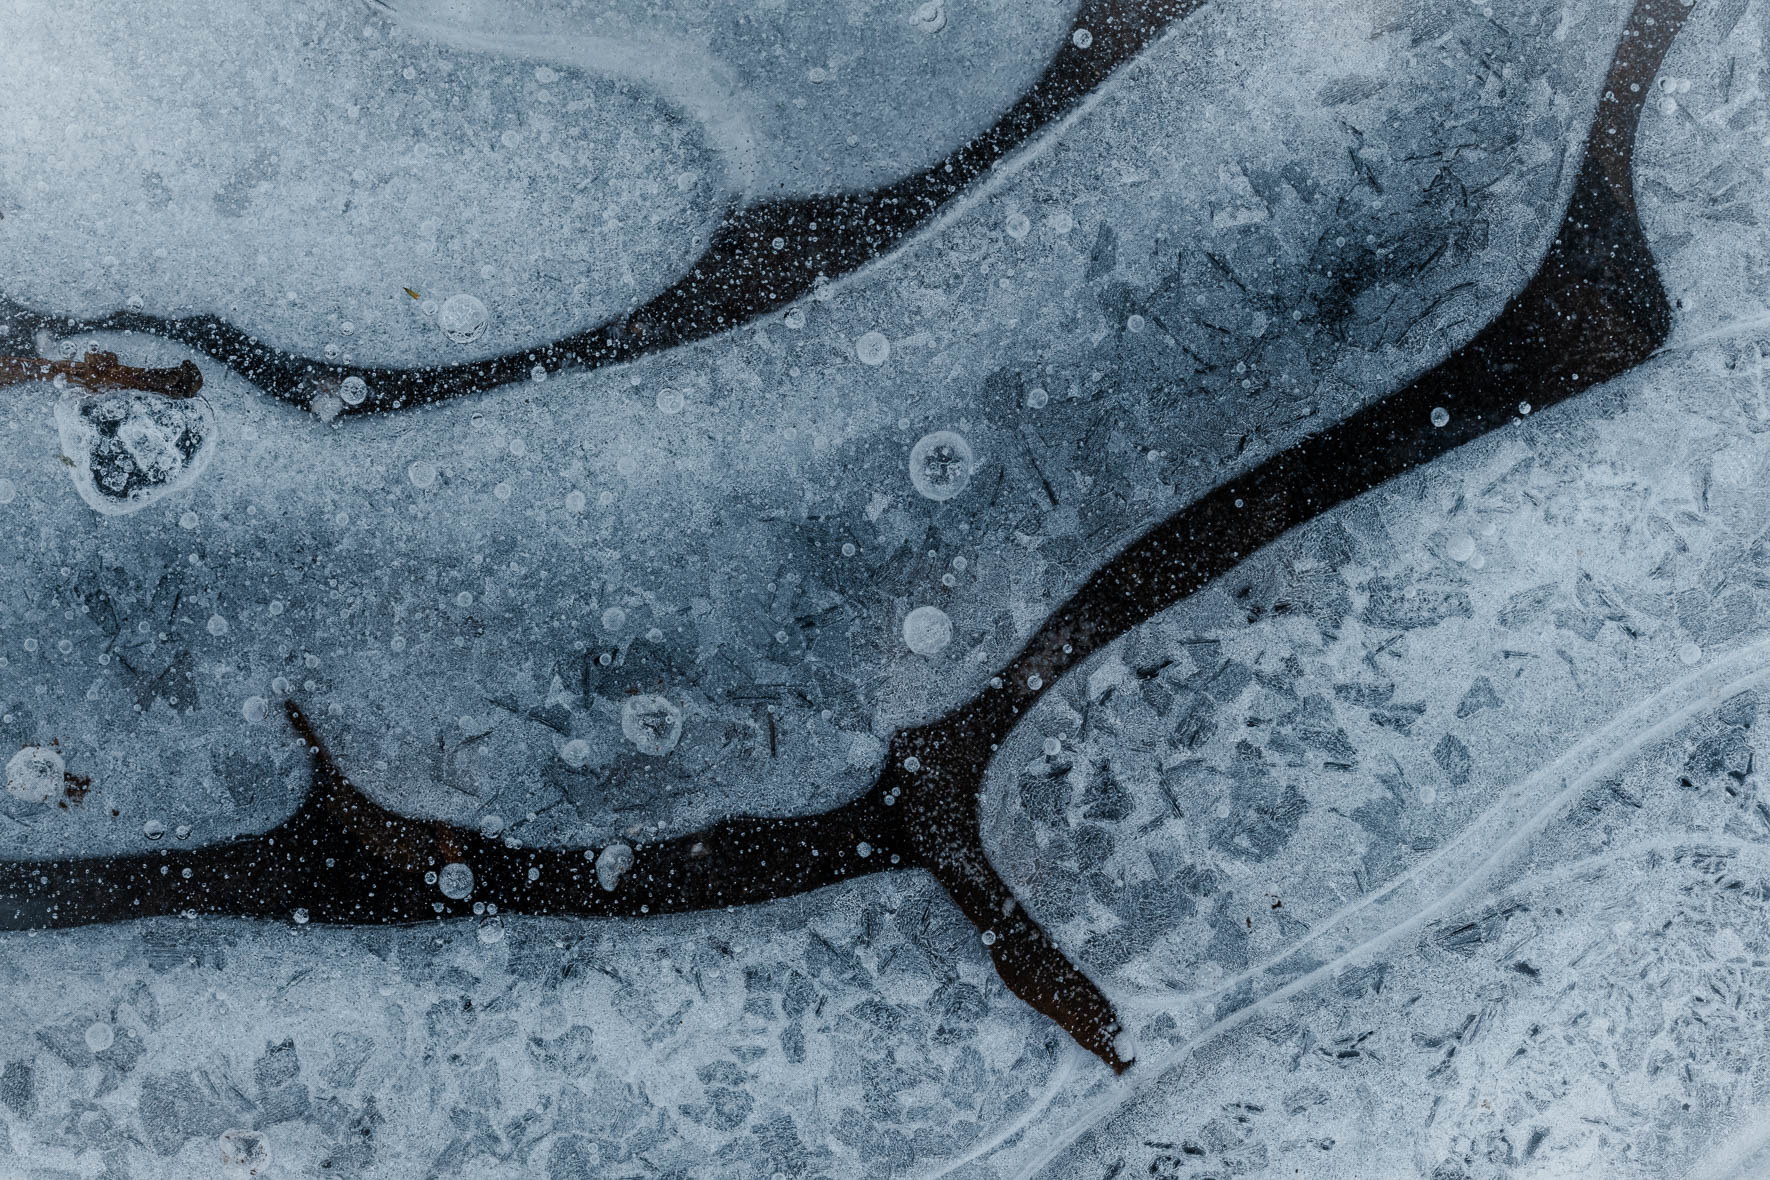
left=908, top=430, right=974, bottom=502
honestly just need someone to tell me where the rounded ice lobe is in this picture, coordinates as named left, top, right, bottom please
left=908, top=430, right=974, bottom=501
left=438, top=862, right=475, bottom=900
left=596, top=842, right=634, bottom=892
left=218, top=1128, right=271, bottom=1178
left=438, top=293, right=489, bottom=344
left=5, top=746, right=64, bottom=804
left=902, top=605, right=953, bottom=656
left=621, top=694, right=683, bottom=756
left=54, top=389, right=217, bottom=516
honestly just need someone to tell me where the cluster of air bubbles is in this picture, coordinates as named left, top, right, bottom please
left=855, top=330, right=891, bottom=366
left=5, top=747, right=63, bottom=804
left=438, top=862, right=475, bottom=900
left=596, top=842, right=634, bottom=891
left=909, top=430, right=974, bottom=501
left=438, top=293, right=489, bottom=344
left=902, top=605, right=953, bottom=656
left=622, top=695, right=683, bottom=755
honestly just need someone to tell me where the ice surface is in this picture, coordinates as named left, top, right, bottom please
left=4, top=0, right=1770, bottom=1174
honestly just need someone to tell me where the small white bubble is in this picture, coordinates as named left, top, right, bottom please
left=559, top=738, right=591, bottom=767
left=1446, top=534, right=1475, bottom=563
left=493, top=481, right=513, bottom=501
left=207, top=614, right=229, bottom=637
left=981, top=929, right=998, bottom=946
left=783, top=307, right=806, bottom=330
left=179, top=511, right=199, bottom=530
left=455, top=591, right=474, bottom=608
left=601, top=606, right=627, bottom=632
left=1679, top=641, right=1703, bottom=666
left=408, top=460, right=438, bottom=489
left=855, top=331, right=891, bottom=366
left=1027, top=674, right=1043, bottom=691
left=1005, top=212, right=1031, bottom=240
left=1072, top=27, right=1093, bottom=48
left=478, top=814, right=505, bottom=838
left=143, top=819, right=166, bottom=841
left=1430, top=407, right=1451, bottom=428
left=902, top=605, right=953, bottom=656
left=293, top=907, right=309, bottom=925
left=565, top=490, right=586, bottom=513
left=83, top=1021, right=114, bottom=1053
left=242, top=696, right=269, bottom=723
left=1042, top=737, right=1062, bottom=756
left=0, top=479, right=15, bottom=505
left=656, top=387, right=686, bottom=414
left=856, top=842, right=873, bottom=858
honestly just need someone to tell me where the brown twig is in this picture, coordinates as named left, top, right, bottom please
left=0, top=350, right=203, bottom=398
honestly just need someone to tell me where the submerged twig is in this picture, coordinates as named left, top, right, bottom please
left=0, top=350, right=203, bottom=399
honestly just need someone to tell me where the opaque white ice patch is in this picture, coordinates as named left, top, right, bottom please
left=52, top=389, right=217, bottom=515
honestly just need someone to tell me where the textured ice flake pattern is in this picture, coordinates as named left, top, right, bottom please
left=2, top=0, right=1770, bottom=1176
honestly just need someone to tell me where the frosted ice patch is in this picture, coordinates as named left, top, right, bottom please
left=54, top=390, right=217, bottom=516
left=908, top=429, right=974, bottom=501
left=5, top=746, right=64, bottom=804
left=621, top=694, right=683, bottom=755
left=218, top=1128, right=270, bottom=1178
